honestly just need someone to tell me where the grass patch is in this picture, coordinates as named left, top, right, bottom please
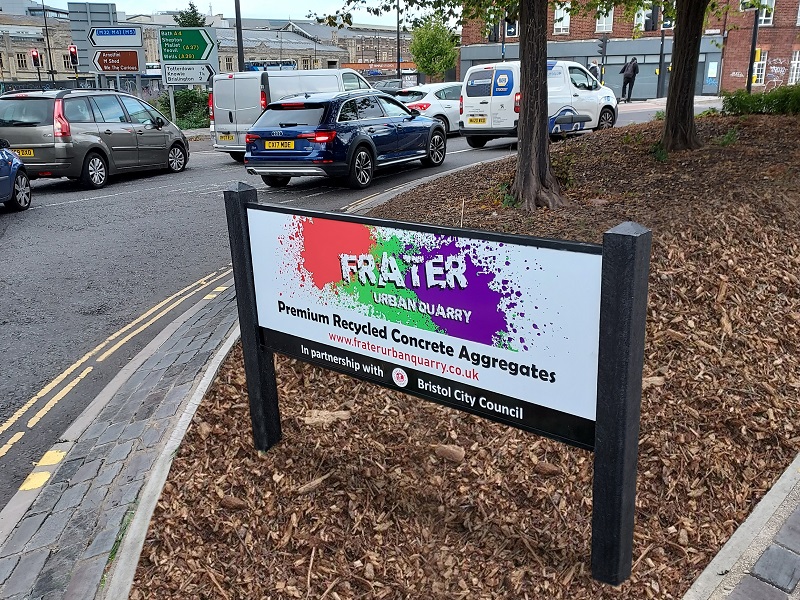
left=713, top=127, right=739, bottom=147
left=650, top=141, right=668, bottom=163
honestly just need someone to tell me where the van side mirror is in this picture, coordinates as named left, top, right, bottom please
left=155, top=116, right=165, bottom=128
left=593, top=80, right=600, bottom=90
left=0, top=139, right=9, bottom=149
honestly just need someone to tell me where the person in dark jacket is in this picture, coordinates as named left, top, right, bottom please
left=588, top=59, right=600, bottom=81
left=619, top=57, right=639, bottom=103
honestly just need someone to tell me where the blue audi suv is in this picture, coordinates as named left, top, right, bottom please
left=244, top=89, right=447, bottom=189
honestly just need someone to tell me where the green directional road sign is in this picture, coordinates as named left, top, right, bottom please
left=159, top=28, right=216, bottom=62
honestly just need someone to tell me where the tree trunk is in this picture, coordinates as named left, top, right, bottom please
left=662, top=0, right=711, bottom=151
left=511, top=0, right=565, bottom=210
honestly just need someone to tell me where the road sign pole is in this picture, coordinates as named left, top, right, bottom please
left=168, top=86, right=176, bottom=123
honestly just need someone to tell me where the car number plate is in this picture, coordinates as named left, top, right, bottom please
left=12, top=149, right=34, bottom=157
left=265, top=141, right=294, bottom=150
left=218, top=134, right=235, bottom=141
left=468, top=117, right=487, bottom=125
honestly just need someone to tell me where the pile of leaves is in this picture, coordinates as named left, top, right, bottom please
left=130, top=115, right=800, bottom=599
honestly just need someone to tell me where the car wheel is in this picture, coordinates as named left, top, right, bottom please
left=421, top=129, right=446, bottom=167
left=261, top=175, right=291, bottom=188
left=167, top=144, right=187, bottom=172
left=348, top=146, right=373, bottom=189
left=466, top=136, right=487, bottom=149
left=433, top=115, right=449, bottom=134
left=597, top=107, right=615, bottom=130
left=5, top=171, right=32, bottom=211
left=229, top=152, right=245, bottom=163
left=80, top=152, right=108, bottom=189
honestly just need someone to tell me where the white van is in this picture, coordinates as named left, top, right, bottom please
left=459, top=60, right=617, bottom=147
left=210, top=69, right=372, bottom=161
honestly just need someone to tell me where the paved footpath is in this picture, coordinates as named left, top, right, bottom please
left=0, top=280, right=238, bottom=600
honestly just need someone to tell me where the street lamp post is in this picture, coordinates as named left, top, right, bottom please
left=41, top=0, right=56, bottom=83
left=396, top=0, right=401, bottom=79
left=234, top=0, right=245, bottom=70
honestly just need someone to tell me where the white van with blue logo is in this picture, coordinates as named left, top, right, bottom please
left=459, top=60, right=617, bottom=148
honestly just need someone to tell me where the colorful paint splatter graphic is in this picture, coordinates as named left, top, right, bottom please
left=265, top=215, right=562, bottom=352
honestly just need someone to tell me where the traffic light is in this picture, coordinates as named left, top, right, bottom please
left=31, top=48, right=41, bottom=68
left=597, top=33, right=608, bottom=56
left=644, top=3, right=661, bottom=31
left=68, top=44, right=79, bottom=67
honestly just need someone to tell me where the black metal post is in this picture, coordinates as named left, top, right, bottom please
left=41, top=1, right=55, bottom=83
left=234, top=0, right=245, bottom=71
left=746, top=8, right=759, bottom=94
left=501, top=15, right=506, bottom=61
left=656, top=29, right=666, bottom=98
left=223, top=182, right=282, bottom=451
left=396, top=0, right=401, bottom=79
left=591, top=222, right=652, bottom=585
left=36, top=66, right=42, bottom=82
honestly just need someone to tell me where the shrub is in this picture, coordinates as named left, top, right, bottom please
left=713, top=127, right=739, bottom=147
left=157, top=88, right=210, bottom=128
left=654, top=109, right=666, bottom=121
left=722, top=86, right=800, bottom=116
left=650, top=141, right=668, bottom=163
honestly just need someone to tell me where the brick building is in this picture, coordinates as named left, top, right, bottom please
left=460, top=1, right=800, bottom=95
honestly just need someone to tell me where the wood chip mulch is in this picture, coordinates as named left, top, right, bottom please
left=130, top=115, right=800, bottom=599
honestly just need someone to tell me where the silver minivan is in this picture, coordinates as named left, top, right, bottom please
left=211, top=69, right=372, bottom=162
left=0, top=89, right=189, bottom=189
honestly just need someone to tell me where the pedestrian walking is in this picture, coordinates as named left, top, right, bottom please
left=619, top=57, right=639, bottom=103
left=588, top=59, right=600, bottom=81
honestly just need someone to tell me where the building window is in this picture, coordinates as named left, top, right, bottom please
left=554, top=2, right=571, bottom=34
left=596, top=8, right=613, bottom=32
left=634, top=7, right=646, bottom=29
left=797, top=1, right=800, bottom=25
left=301, top=58, right=310, bottom=70
left=62, top=54, right=72, bottom=70
left=225, top=56, right=234, bottom=71
left=789, top=51, right=800, bottom=85
left=754, top=50, right=768, bottom=84
left=759, top=0, right=775, bottom=26
left=16, top=53, right=28, bottom=70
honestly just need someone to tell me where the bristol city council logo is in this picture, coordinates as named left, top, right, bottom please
left=392, top=368, right=409, bottom=388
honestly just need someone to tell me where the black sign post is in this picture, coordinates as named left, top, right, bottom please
left=224, top=182, right=282, bottom=451
left=224, top=184, right=651, bottom=584
left=591, top=222, right=652, bottom=584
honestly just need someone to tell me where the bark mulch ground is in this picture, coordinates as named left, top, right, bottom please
left=130, top=115, right=800, bottom=599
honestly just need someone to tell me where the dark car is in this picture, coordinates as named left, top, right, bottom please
left=0, top=89, right=189, bottom=189
left=372, top=79, right=403, bottom=95
left=244, top=89, right=446, bottom=189
left=0, top=138, right=31, bottom=211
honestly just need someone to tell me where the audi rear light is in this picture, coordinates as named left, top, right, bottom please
left=260, top=90, right=267, bottom=110
left=514, top=92, right=521, bottom=113
left=407, top=102, right=431, bottom=111
left=53, top=99, right=71, bottom=138
left=460, top=95, right=463, bottom=115
left=245, top=133, right=260, bottom=144
left=298, top=131, right=337, bottom=143
left=208, top=92, right=214, bottom=121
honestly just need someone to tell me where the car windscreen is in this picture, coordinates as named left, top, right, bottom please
left=465, top=71, right=494, bottom=97
left=253, top=103, right=327, bottom=127
left=395, top=90, right=425, bottom=103
left=0, top=98, right=54, bottom=127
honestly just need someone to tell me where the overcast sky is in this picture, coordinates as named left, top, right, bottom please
left=45, top=0, right=403, bottom=26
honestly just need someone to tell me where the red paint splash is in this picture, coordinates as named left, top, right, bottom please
left=300, top=218, right=374, bottom=288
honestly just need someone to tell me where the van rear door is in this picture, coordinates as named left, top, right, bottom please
left=488, top=65, right=516, bottom=130
left=546, top=63, right=576, bottom=134
left=213, top=75, right=237, bottom=147
left=462, top=66, right=494, bottom=130
left=233, top=73, right=267, bottom=147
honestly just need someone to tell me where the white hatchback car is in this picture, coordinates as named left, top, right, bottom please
left=395, top=82, right=463, bottom=134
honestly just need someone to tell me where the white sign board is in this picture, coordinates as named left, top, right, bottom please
left=163, top=63, right=216, bottom=85
left=247, top=209, right=603, bottom=447
left=88, top=26, right=143, bottom=48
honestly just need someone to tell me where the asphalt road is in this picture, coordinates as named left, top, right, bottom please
left=0, top=134, right=517, bottom=506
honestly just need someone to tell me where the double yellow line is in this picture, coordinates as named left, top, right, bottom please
left=0, top=268, right=233, bottom=462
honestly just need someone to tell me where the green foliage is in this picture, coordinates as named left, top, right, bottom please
left=653, top=109, right=666, bottom=121
left=621, top=131, right=645, bottom=145
left=650, top=141, right=668, bottom=163
left=713, top=127, right=738, bottom=147
left=498, top=182, right=519, bottom=208
left=409, top=13, right=458, bottom=79
left=697, top=107, right=720, bottom=118
left=173, top=1, right=207, bottom=27
left=157, top=88, right=209, bottom=129
left=722, top=86, right=800, bottom=116
left=551, top=152, right=576, bottom=189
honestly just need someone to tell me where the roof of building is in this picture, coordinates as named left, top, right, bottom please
left=214, top=28, right=348, bottom=54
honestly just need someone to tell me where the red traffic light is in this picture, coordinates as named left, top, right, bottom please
left=30, top=48, right=41, bottom=67
left=68, top=44, right=79, bottom=66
